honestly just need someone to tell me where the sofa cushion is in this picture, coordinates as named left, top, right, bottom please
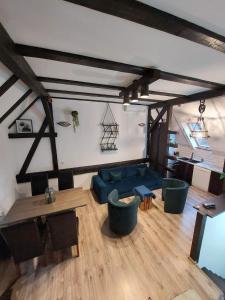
left=99, top=166, right=125, bottom=182
left=137, top=167, right=147, bottom=177
left=110, top=177, right=135, bottom=194
left=126, top=164, right=147, bottom=177
left=110, top=171, right=122, bottom=182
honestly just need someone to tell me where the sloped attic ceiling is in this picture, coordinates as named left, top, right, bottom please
left=0, top=0, right=224, bottom=105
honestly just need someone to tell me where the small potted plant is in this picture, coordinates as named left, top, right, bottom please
left=71, top=111, right=79, bottom=132
left=220, top=173, right=225, bottom=180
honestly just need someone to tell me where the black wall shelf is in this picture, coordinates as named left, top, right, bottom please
left=8, top=133, right=58, bottom=139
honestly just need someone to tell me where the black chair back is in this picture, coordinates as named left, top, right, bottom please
left=2, top=220, right=44, bottom=263
left=31, top=173, right=48, bottom=196
left=47, top=210, right=78, bottom=251
left=58, top=171, right=74, bottom=191
left=0, top=231, right=11, bottom=259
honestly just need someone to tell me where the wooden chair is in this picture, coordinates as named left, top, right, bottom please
left=46, top=210, right=79, bottom=257
left=58, top=171, right=74, bottom=191
left=31, top=173, right=49, bottom=196
left=1, top=220, right=45, bottom=272
left=0, top=231, right=11, bottom=259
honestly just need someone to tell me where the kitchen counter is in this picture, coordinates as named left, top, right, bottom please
left=177, top=157, right=223, bottom=174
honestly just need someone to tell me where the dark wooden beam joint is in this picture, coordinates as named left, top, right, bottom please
left=120, top=69, right=160, bottom=97
left=149, top=106, right=168, bottom=132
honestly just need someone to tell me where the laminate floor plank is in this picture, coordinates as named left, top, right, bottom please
left=1, top=188, right=222, bottom=300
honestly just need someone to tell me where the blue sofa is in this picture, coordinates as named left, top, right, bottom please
left=92, top=164, right=162, bottom=204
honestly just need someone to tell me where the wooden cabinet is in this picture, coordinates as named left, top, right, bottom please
left=174, top=161, right=194, bottom=184
left=208, top=171, right=225, bottom=195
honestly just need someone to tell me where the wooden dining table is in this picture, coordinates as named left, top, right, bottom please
left=0, top=188, right=87, bottom=227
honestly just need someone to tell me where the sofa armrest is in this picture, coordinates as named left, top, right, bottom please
left=92, top=175, right=108, bottom=204
left=93, top=175, right=107, bottom=189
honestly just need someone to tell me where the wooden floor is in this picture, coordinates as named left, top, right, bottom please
left=2, top=187, right=223, bottom=300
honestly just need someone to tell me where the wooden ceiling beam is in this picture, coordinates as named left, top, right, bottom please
left=122, top=69, right=160, bottom=95
left=65, top=0, right=225, bottom=54
left=148, top=87, right=225, bottom=109
left=38, top=76, right=184, bottom=97
left=149, top=106, right=168, bottom=131
left=0, top=75, right=18, bottom=97
left=0, top=23, right=47, bottom=96
left=47, top=88, right=161, bottom=102
left=37, top=76, right=124, bottom=91
left=19, top=118, right=48, bottom=176
left=148, top=90, right=185, bottom=98
left=47, top=88, right=121, bottom=99
left=16, top=44, right=147, bottom=75
left=51, top=96, right=153, bottom=106
left=16, top=44, right=223, bottom=90
left=159, top=71, right=223, bottom=89
left=0, top=89, right=32, bottom=124
left=8, top=96, right=40, bottom=129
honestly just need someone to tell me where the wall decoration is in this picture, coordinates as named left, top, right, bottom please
left=138, top=123, right=145, bottom=127
left=57, top=121, right=71, bottom=127
left=100, top=104, right=119, bottom=152
left=16, top=119, right=33, bottom=133
left=71, top=111, right=79, bottom=131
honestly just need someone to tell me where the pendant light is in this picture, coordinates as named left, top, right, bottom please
left=123, top=91, right=130, bottom=106
left=190, top=99, right=209, bottom=138
left=140, top=82, right=149, bottom=98
left=130, top=88, right=139, bottom=103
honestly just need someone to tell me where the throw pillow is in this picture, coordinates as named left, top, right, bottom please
left=138, top=167, right=147, bottom=177
left=110, top=171, right=122, bottom=182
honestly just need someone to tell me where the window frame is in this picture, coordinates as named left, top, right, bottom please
left=182, top=122, right=210, bottom=151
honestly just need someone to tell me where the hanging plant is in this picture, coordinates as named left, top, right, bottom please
left=220, top=173, right=225, bottom=180
left=71, top=111, right=79, bottom=131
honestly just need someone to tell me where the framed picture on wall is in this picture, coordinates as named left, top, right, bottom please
left=16, top=119, right=33, bottom=133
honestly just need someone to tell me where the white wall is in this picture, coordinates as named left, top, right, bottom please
left=0, top=62, right=147, bottom=212
left=198, top=212, right=225, bottom=278
left=0, top=62, right=38, bottom=214
left=0, top=125, right=17, bottom=216
left=10, top=99, right=147, bottom=181
left=53, top=100, right=146, bottom=169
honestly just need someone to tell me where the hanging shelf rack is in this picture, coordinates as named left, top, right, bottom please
left=100, top=104, right=119, bottom=152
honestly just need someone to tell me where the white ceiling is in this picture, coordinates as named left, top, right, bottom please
left=0, top=0, right=224, bottom=104
left=140, top=0, right=225, bottom=36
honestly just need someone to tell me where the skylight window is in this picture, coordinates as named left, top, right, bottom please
left=182, top=122, right=210, bottom=150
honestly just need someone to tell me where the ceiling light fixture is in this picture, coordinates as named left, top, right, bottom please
left=140, top=82, right=149, bottom=98
left=123, top=92, right=130, bottom=106
left=130, top=88, right=139, bottom=103
left=190, top=99, right=209, bottom=138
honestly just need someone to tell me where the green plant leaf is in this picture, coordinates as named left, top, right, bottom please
left=220, top=173, right=225, bottom=180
